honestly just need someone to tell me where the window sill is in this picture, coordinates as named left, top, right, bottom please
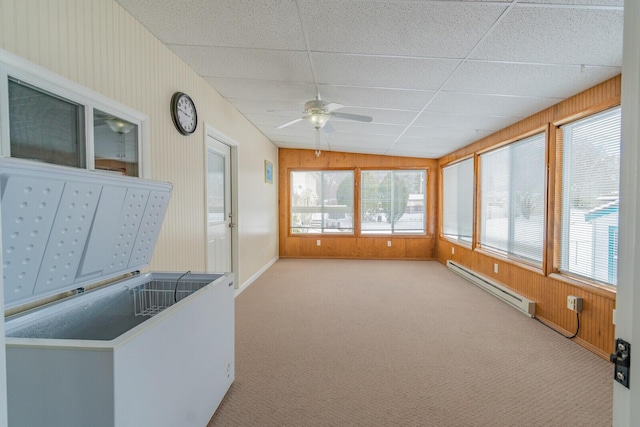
left=473, top=247, right=544, bottom=276
left=440, top=235, right=473, bottom=249
left=288, top=233, right=431, bottom=239
left=548, top=273, right=616, bottom=300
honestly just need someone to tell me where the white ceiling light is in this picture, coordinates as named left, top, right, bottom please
left=106, top=118, right=135, bottom=134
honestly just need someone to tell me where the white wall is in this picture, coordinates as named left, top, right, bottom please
left=0, top=0, right=279, bottom=287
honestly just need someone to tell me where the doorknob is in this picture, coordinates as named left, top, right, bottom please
left=229, top=223, right=236, bottom=228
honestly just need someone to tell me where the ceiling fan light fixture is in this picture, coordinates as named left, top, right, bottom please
left=306, top=112, right=330, bottom=129
left=106, top=118, right=135, bottom=134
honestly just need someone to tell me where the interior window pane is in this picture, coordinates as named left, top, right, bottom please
left=560, top=107, right=621, bottom=285
left=207, top=150, right=225, bottom=223
left=361, top=170, right=426, bottom=235
left=94, top=109, right=139, bottom=176
left=8, top=77, right=85, bottom=168
left=480, top=133, right=546, bottom=265
left=290, top=170, right=354, bottom=234
left=443, top=158, right=474, bottom=243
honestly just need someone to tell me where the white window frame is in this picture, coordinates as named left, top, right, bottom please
left=558, top=106, right=621, bottom=287
left=360, top=169, right=427, bottom=236
left=442, top=157, right=474, bottom=246
left=479, top=132, right=547, bottom=266
left=0, top=48, right=149, bottom=177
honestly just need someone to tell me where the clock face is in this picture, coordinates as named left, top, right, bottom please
left=171, top=92, right=197, bottom=135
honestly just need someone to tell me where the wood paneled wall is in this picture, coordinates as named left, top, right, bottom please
left=437, top=75, right=621, bottom=359
left=279, top=149, right=438, bottom=260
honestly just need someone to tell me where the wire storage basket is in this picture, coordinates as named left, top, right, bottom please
left=131, top=277, right=210, bottom=317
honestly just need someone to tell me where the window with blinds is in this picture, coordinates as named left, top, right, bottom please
left=360, top=170, right=426, bottom=234
left=290, top=170, right=354, bottom=234
left=442, top=158, right=474, bottom=244
left=480, top=133, right=546, bottom=265
left=559, top=107, right=621, bottom=286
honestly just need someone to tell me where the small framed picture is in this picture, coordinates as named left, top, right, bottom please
left=264, top=160, right=273, bottom=184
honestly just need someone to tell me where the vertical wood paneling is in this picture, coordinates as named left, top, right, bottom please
left=437, top=77, right=620, bottom=359
left=279, top=148, right=437, bottom=260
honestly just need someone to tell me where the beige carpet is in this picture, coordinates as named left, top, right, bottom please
left=208, top=259, right=612, bottom=426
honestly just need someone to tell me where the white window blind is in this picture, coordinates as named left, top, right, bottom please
left=480, top=133, right=546, bottom=265
left=442, top=158, right=474, bottom=243
left=290, top=170, right=354, bottom=234
left=559, top=107, right=621, bottom=285
left=360, top=170, right=426, bottom=234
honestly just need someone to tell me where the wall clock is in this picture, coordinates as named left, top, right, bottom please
left=170, top=92, right=198, bottom=135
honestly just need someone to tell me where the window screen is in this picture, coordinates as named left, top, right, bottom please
left=442, top=158, right=474, bottom=243
left=480, top=133, right=546, bottom=265
left=559, top=107, right=620, bottom=285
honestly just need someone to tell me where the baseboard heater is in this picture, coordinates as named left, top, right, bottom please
left=446, top=260, right=536, bottom=317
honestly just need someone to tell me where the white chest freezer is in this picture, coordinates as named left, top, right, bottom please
left=0, top=159, right=234, bottom=427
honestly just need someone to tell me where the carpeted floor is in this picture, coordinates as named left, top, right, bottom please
left=208, top=259, right=612, bottom=426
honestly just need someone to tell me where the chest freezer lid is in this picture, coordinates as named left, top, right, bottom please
left=0, top=158, right=172, bottom=310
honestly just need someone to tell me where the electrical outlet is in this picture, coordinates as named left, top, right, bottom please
left=316, top=240, right=321, bottom=246
left=494, top=263, right=498, bottom=273
left=387, top=240, right=391, bottom=247
left=451, top=247, right=455, bottom=254
left=567, top=295, right=583, bottom=313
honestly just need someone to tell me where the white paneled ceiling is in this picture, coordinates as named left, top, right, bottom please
left=116, top=0, right=623, bottom=158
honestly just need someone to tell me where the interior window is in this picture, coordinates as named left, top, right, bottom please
left=93, top=109, right=138, bottom=176
left=8, top=77, right=85, bottom=168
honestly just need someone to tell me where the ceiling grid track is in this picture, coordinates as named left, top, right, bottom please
left=384, top=0, right=520, bottom=155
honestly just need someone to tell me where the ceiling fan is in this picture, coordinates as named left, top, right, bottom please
left=275, top=98, right=373, bottom=130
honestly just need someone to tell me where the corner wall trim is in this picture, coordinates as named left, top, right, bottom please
left=235, top=256, right=279, bottom=298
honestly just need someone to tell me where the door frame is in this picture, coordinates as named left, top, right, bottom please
left=204, top=123, right=239, bottom=287
left=614, top=1, right=639, bottom=424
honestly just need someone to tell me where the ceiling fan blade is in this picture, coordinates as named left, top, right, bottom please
left=324, top=103, right=343, bottom=112
left=323, top=121, right=335, bottom=133
left=276, top=117, right=304, bottom=129
left=331, top=112, right=373, bottom=123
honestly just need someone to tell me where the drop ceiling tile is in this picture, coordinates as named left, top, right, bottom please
left=413, top=111, right=518, bottom=132
left=327, top=121, right=406, bottom=137
left=332, top=108, right=419, bottom=126
left=317, top=85, right=434, bottom=112
left=393, top=136, right=472, bottom=151
left=312, top=53, right=461, bottom=90
left=444, top=61, right=620, bottom=98
left=403, top=126, right=494, bottom=142
left=298, top=0, right=507, bottom=57
left=227, top=98, right=308, bottom=116
left=325, top=132, right=397, bottom=148
left=116, top=0, right=306, bottom=49
left=384, top=148, right=449, bottom=159
left=205, top=78, right=317, bottom=103
left=471, top=6, right=623, bottom=66
left=246, top=114, right=307, bottom=128
left=169, top=45, right=313, bottom=82
left=329, top=145, right=389, bottom=156
left=387, top=137, right=471, bottom=158
left=518, top=0, right=622, bottom=5
left=426, top=92, right=561, bottom=119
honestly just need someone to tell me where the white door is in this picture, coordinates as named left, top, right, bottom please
left=206, top=136, right=232, bottom=272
